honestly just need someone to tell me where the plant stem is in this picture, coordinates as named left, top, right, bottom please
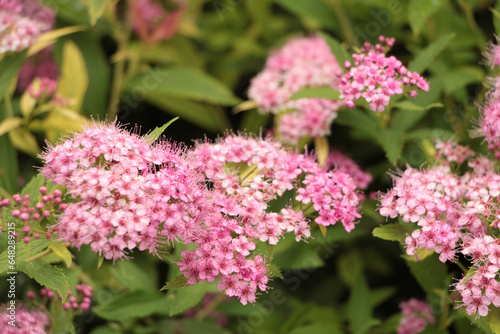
left=25, top=248, right=52, bottom=262
left=329, top=0, right=357, bottom=47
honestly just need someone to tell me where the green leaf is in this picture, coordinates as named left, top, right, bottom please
left=288, top=324, right=343, bottom=334
left=18, top=260, right=70, bottom=301
left=273, top=0, right=339, bottom=30
left=20, top=174, right=47, bottom=206
left=144, top=117, right=179, bottom=144
left=124, top=66, right=241, bottom=107
left=335, top=109, right=379, bottom=139
left=408, top=0, right=447, bottom=36
left=289, top=87, right=340, bottom=101
left=49, top=241, right=73, bottom=268
left=377, top=128, right=404, bottom=165
left=493, top=4, right=500, bottom=37
left=405, top=253, right=449, bottom=299
left=408, top=33, right=455, bottom=73
left=145, top=95, right=230, bottom=133
left=85, top=0, right=111, bottom=25
left=443, top=66, right=485, bottom=94
left=0, top=117, right=23, bottom=136
left=92, top=291, right=172, bottom=321
left=0, top=50, right=27, bottom=104
left=0, top=239, right=50, bottom=274
left=160, top=274, right=188, bottom=290
left=238, top=109, right=271, bottom=134
left=0, top=130, right=18, bottom=194
left=69, top=32, right=111, bottom=118
left=372, top=224, right=412, bottom=242
left=319, top=32, right=353, bottom=68
left=112, top=260, right=157, bottom=292
left=273, top=243, right=324, bottom=270
left=267, top=263, right=282, bottom=279
left=348, top=274, right=378, bottom=334
left=164, top=282, right=219, bottom=316
left=56, top=40, right=89, bottom=113
left=405, top=128, right=454, bottom=141
left=89, top=325, right=122, bottom=334
left=488, top=307, right=500, bottom=334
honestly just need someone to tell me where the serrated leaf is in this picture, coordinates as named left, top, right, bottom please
left=319, top=32, right=353, bottom=68
left=18, top=260, right=69, bottom=301
left=408, top=33, right=455, bottom=73
left=160, top=274, right=188, bottom=290
left=372, top=224, right=411, bottom=242
left=124, top=66, right=241, bottom=107
left=144, top=117, right=179, bottom=144
left=402, top=248, right=435, bottom=262
left=56, top=40, right=88, bottom=113
left=0, top=239, right=51, bottom=274
left=0, top=117, right=23, bottom=136
left=0, top=50, right=27, bottom=104
left=49, top=241, right=73, bottom=268
left=289, top=86, right=340, bottom=101
left=267, top=263, right=282, bottom=279
left=408, top=0, right=447, bottom=36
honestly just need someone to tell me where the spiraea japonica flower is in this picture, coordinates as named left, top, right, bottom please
left=379, top=138, right=500, bottom=317
left=339, top=36, right=429, bottom=112
left=248, top=36, right=342, bottom=144
left=0, top=0, right=55, bottom=54
left=40, top=120, right=208, bottom=261
left=1, top=302, right=50, bottom=334
left=397, top=299, right=435, bottom=334
left=324, top=149, right=373, bottom=190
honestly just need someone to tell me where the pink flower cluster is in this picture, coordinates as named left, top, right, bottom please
left=397, top=298, right=435, bottom=334
left=248, top=36, right=342, bottom=144
left=129, top=0, right=186, bottom=43
left=324, top=149, right=373, bottom=190
left=0, top=302, right=50, bottom=334
left=478, top=38, right=500, bottom=158
left=379, top=140, right=500, bottom=317
left=339, top=36, right=429, bottom=112
left=0, top=0, right=55, bottom=54
left=455, top=235, right=500, bottom=318
left=40, top=123, right=362, bottom=304
left=40, top=121, right=207, bottom=261
left=434, top=140, right=475, bottom=164
left=17, top=49, right=58, bottom=93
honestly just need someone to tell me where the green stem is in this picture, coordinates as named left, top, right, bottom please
left=329, top=0, right=357, bottom=47
left=25, top=248, right=52, bottom=262
left=195, top=293, right=227, bottom=320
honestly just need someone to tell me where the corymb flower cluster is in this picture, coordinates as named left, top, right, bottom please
left=37, top=120, right=362, bottom=304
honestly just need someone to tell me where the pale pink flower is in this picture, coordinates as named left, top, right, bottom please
left=397, top=298, right=435, bottom=334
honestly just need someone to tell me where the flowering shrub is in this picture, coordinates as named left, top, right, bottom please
left=2, top=0, right=500, bottom=333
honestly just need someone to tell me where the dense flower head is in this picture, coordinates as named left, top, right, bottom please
left=248, top=36, right=342, bottom=144
left=324, top=149, right=373, bottom=190
left=0, top=0, right=55, bottom=54
left=478, top=76, right=500, bottom=159
left=397, top=298, right=435, bottom=334
left=435, top=140, right=475, bottom=164
left=339, top=36, right=429, bottom=112
left=40, top=120, right=207, bottom=260
left=483, top=35, right=500, bottom=70
left=0, top=302, right=50, bottom=334
left=129, top=0, right=186, bottom=43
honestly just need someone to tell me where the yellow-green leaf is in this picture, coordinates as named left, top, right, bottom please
left=233, top=100, right=258, bottom=114
left=49, top=241, right=73, bottom=268
left=160, top=274, right=188, bottom=291
left=9, top=128, right=40, bottom=157
left=20, top=79, right=40, bottom=118
left=318, top=224, right=328, bottom=238
left=0, top=117, right=23, bottom=136
left=28, top=26, right=87, bottom=56
left=85, top=0, right=115, bottom=25
left=56, top=40, right=89, bottom=113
